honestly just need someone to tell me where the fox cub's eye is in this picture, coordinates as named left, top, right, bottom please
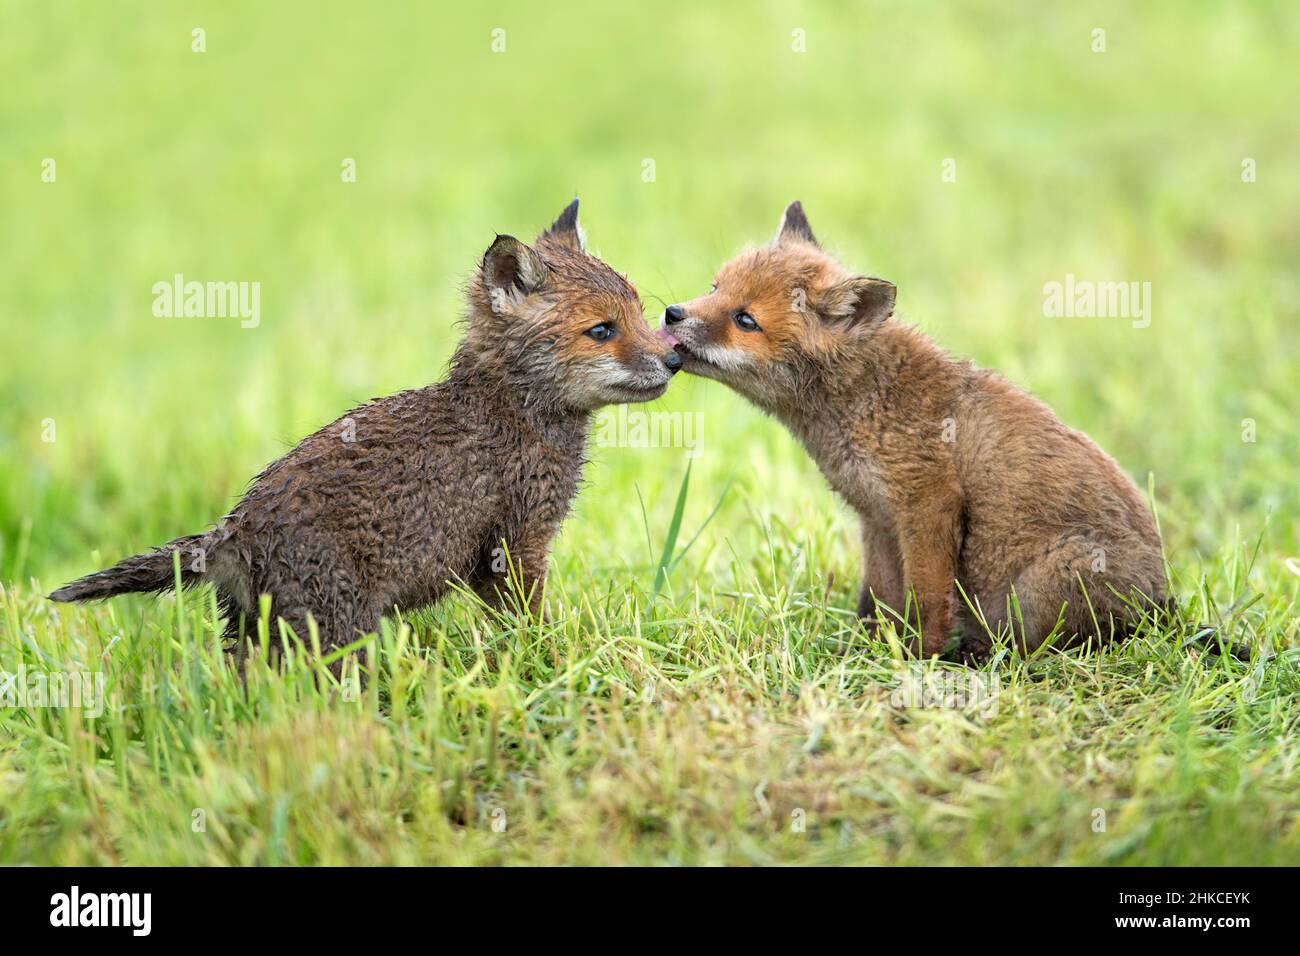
left=586, top=323, right=616, bottom=342
left=733, top=311, right=760, bottom=332
left=710, top=281, right=718, bottom=293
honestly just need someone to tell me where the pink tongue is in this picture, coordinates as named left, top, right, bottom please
left=656, top=328, right=680, bottom=348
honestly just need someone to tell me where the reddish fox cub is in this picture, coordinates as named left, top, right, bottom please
left=51, top=200, right=681, bottom=662
left=661, top=201, right=1166, bottom=658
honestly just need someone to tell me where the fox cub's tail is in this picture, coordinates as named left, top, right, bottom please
left=49, top=533, right=210, bottom=603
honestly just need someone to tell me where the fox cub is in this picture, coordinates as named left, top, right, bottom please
left=52, top=200, right=681, bottom=660
left=661, top=202, right=1165, bottom=658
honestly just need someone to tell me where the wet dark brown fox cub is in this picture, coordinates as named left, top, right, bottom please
left=51, top=200, right=680, bottom=660
left=662, top=202, right=1166, bottom=658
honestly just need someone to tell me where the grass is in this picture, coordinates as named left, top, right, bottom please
left=2, top=1, right=1298, bottom=865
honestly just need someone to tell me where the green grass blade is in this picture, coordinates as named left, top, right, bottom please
left=652, top=461, right=692, bottom=596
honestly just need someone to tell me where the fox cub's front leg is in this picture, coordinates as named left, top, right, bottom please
left=895, top=495, right=963, bottom=657
left=856, top=522, right=904, bottom=634
left=474, top=530, right=552, bottom=619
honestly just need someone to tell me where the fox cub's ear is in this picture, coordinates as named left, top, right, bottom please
left=542, top=197, right=585, bottom=252
left=815, top=276, right=896, bottom=328
left=774, top=200, right=819, bottom=247
left=482, top=235, right=549, bottom=308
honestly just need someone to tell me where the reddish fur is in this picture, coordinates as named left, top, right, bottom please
left=666, top=203, right=1166, bottom=658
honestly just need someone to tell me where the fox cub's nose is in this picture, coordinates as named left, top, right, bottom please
left=663, top=350, right=682, bottom=373
left=664, top=304, right=687, bottom=325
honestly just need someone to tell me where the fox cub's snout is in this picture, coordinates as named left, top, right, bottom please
left=470, top=205, right=680, bottom=411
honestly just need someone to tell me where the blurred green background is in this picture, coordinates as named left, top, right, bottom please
left=1, top=0, right=1298, bottom=867
left=4, top=1, right=1297, bottom=593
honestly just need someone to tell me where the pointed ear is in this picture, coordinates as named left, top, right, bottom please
left=774, top=200, right=818, bottom=247
left=541, top=197, right=585, bottom=251
left=482, top=235, right=549, bottom=301
left=814, top=276, right=896, bottom=328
